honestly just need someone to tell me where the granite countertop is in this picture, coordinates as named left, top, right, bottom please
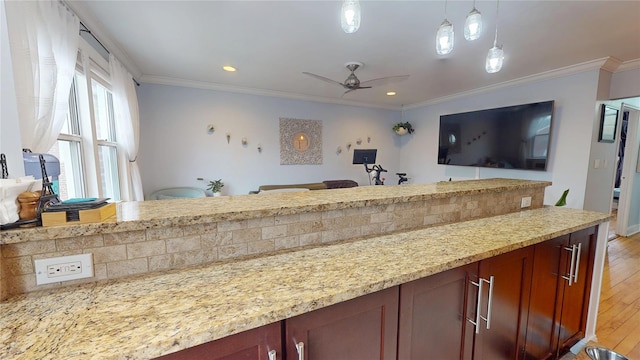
left=0, top=206, right=610, bottom=360
left=0, top=178, right=550, bottom=244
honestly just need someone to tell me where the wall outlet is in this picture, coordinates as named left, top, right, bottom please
left=521, top=196, right=532, bottom=208
left=35, top=254, right=93, bottom=285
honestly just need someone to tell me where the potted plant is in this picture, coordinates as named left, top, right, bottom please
left=393, top=122, right=415, bottom=135
left=207, top=179, right=224, bottom=197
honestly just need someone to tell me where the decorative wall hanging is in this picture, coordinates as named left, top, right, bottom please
left=280, top=118, right=323, bottom=165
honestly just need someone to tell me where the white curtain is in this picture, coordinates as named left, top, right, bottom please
left=5, top=0, right=79, bottom=153
left=109, top=54, right=144, bottom=201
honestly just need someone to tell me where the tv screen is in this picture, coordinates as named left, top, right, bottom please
left=438, top=101, right=554, bottom=171
left=353, top=149, right=377, bottom=164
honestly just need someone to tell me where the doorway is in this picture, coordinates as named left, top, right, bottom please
left=613, top=104, right=640, bottom=237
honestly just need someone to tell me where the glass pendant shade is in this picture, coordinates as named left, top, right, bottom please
left=341, top=0, right=361, bottom=34
left=436, top=19, right=454, bottom=55
left=464, top=8, right=482, bottom=41
left=486, top=44, right=504, bottom=73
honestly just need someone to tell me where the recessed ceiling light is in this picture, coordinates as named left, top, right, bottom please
left=386, top=91, right=397, bottom=96
left=223, top=65, right=237, bottom=72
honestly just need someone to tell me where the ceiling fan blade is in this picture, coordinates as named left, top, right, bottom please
left=341, top=86, right=373, bottom=97
left=359, top=75, right=410, bottom=88
left=342, top=89, right=357, bottom=97
left=302, top=72, right=346, bottom=88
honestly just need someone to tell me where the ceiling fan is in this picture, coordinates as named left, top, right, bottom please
left=303, top=61, right=409, bottom=96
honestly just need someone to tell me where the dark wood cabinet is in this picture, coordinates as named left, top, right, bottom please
left=525, top=226, right=596, bottom=359
left=154, top=228, right=597, bottom=360
left=473, top=246, right=534, bottom=360
left=285, top=286, right=399, bottom=360
left=398, top=263, right=477, bottom=360
left=398, top=247, right=535, bottom=360
left=558, top=227, right=596, bottom=353
left=154, top=321, right=282, bottom=360
left=525, top=234, right=569, bottom=360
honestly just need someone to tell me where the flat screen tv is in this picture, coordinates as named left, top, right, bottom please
left=438, top=101, right=554, bottom=171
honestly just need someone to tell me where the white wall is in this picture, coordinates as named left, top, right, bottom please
left=137, top=84, right=401, bottom=196
left=611, top=66, right=640, bottom=100
left=397, top=70, right=602, bottom=209
left=0, top=0, right=25, bottom=177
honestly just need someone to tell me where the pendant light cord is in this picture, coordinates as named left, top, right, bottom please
left=493, top=0, right=500, bottom=47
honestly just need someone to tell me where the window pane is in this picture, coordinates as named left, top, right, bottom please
left=51, top=140, right=86, bottom=200
left=61, top=76, right=81, bottom=136
left=92, top=80, right=116, bottom=142
left=98, top=145, right=121, bottom=201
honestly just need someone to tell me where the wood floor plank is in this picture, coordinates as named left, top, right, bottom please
left=595, top=235, right=640, bottom=359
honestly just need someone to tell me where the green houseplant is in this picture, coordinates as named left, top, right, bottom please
left=207, top=179, right=224, bottom=196
left=393, top=122, right=415, bottom=135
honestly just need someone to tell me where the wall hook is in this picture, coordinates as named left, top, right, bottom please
left=336, top=146, right=342, bottom=155
left=226, top=133, right=231, bottom=144
left=242, top=137, right=248, bottom=146
left=346, top=142, right=352, bottom=151
left=207, top=125, right=215, bottom=135
left=367, top=136, right=371, bottom=143
left=258, top=144, right=262, bottom=153
left=356, top=138, right=362, bottom=145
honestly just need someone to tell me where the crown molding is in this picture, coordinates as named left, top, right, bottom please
left=140, top=75, right=402, bottom=111
left=139, top=57, right=639, bottom=112
left=406, top=58, right=616, bottom=110
left=617, top=58, right=640, bottom=72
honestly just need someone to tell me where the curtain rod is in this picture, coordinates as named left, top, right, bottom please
left=79, top=22, right=141, bottom=87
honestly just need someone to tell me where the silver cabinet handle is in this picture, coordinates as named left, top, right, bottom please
left=485, top=275, right=494, bottom=330
left=562, top=245, right=577, bottom=286
left=468, top=276, right=494, bottom=332
left=573, top=242, right=582, bottom=283
left=468, top=277, right=484, bottom=334
left=268, top=349, right=277, bottom=360
left=295, top=342, right=304, bottom=360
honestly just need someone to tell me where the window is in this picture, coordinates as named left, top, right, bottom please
left=92, top=79, right=121, bottom=200
left=49, top=77, right=86, bottom=200
left=48, top=38, right=122, bottom=201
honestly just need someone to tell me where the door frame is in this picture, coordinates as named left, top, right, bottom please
left=616, top=103, right=640, bottom=236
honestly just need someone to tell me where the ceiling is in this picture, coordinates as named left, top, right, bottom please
left=67, top=1, right=640, bottom=109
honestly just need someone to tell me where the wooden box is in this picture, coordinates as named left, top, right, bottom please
left=41, top=202, right=116, bottom=227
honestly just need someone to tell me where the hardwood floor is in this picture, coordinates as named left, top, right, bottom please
left=595, top=233, right=640, bottom=359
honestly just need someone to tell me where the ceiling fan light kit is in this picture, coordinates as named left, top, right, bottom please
left=341, top=0, right=361, bottom=34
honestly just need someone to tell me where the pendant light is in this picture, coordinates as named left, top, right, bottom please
left=464, top=0, right=482, bottom=41
left=341, top=0, right=361, bottom=34
left=486, top=0, right=504, bottom=73
left=436, top=0, right=454, bottom=55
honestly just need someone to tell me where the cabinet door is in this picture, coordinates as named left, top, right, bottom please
left=474, top=246, right=534, bottom=360
left=398, top=263, right=477, bottom=360
left=285, top=287, right=399, bottom=360
left=155, top=321, right=282, bottom=360
left=557, top=226, right=596, bottom=353
left=525, top=235, right=569, bottom=360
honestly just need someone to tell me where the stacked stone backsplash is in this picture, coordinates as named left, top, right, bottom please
left=0, top=186, right=544, bottom=299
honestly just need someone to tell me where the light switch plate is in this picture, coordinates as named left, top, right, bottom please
left=521, top=196, right=532, bottom=208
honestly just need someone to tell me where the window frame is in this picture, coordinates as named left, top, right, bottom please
left=52, top=37, right=125, bottom=201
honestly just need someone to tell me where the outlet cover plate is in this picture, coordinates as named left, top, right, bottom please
left=521, top=196, right=532, bottom=208
left=35, top=254, right=94, bottom=285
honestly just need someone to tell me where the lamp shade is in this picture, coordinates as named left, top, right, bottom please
left=485, top=44, right=504, bottom=73
left=341, top=0, right=361, bottom=34
left=436, top=19, right=454, bottom=55
left=464, top=8, right=482, bottom=41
